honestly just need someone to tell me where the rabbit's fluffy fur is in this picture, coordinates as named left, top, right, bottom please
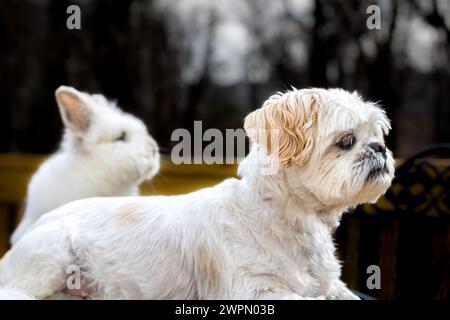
left=0, top=88, right=394, bottom=299
left=10, top=86, right=160, bottom=245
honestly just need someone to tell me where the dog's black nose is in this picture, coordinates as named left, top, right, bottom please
left=369, top=142, right=386, bottom=155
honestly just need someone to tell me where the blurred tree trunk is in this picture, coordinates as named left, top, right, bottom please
left=309, top=0, right=328, bottom=87
left=0, top=1, right=13, bottom=152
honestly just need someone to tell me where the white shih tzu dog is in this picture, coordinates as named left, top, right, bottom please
left=0, top=88, right=394, bottom=300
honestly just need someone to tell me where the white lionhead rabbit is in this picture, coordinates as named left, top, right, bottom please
left=10, top=86, right=160, bottom=244
left=1, top=88, right=394, bottom=300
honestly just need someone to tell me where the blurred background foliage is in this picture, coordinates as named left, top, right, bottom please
left=0, top=0, right=449, bottom=157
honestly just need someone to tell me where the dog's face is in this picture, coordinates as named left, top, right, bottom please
left=244, top=88, right=395, bottom=207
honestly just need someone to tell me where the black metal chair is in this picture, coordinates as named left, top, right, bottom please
left=336, top=144, right=450, bottom=300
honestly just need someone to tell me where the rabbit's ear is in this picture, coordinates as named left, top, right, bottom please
left=55, top=86, right=92, bottom=134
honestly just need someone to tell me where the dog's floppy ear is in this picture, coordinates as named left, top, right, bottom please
left=244, top=90, right=320, bottom=167
left=55, top=86, right=92, bottom=134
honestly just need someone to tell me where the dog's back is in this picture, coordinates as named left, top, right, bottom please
left=3, top=177, right=241, bottom=299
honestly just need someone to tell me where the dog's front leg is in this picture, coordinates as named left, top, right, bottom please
left=326, top=280, right=360, bottom=300
left=262, top=292, right=325, bottom=300
left=234, top=276, right=326, bottom=300
left=249, top=289, right=325, bottom=300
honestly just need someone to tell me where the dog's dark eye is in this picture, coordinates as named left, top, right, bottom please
left=114, top=131, right=127, bottom=142
left=336, top=134, right=356, bottom=150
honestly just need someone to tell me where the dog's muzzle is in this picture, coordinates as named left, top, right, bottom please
left=364, top=153, right=389, bottom=182
left=354, top=152, right=389, bottom=183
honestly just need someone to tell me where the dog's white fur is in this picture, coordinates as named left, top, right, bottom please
left=0, top=88, right=394, bottom=299
left=10, top=86, right=160, bottom=245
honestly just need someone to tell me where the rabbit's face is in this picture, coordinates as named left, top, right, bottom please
left=88, top=108, right=160, bottom=185
left=55, top=86, right=160, bottom=188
